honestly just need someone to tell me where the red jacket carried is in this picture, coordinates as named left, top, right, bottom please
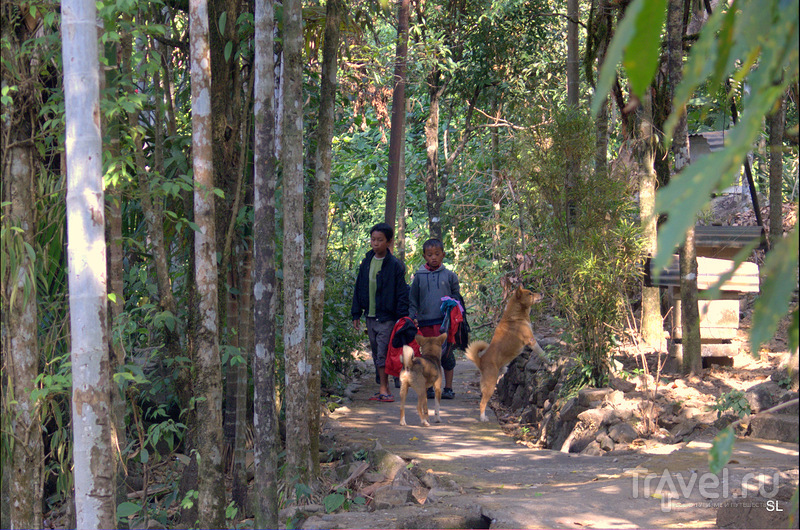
left=385, top=317, right=419, bottom=377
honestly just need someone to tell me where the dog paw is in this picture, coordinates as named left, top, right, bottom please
left=400, top=418, right=407, bottom=426
left=421, top=420, right=430, bottom=427
left=479, top=415, right=489, bottom=422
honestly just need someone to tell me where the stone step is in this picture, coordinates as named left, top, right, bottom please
left=747, top=412, right=799, bottom=443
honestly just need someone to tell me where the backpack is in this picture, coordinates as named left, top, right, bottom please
left=453, top=294, right=470, bottom=351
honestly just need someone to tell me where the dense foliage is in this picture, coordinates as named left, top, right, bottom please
left=1, top=0, right=797, bottom=526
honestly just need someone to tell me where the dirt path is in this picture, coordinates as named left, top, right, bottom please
left=305, top=354, right=799, bottom=529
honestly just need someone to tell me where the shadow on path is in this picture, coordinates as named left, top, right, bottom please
left=315, top=354, right=799, bottom=529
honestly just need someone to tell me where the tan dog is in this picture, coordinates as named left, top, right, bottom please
left=465, top=286, right=543, bottom=422
left=399, top=333, right=446, bottom=426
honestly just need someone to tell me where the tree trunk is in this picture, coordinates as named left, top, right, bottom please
left=2, top=6, right=45, bottom=528
left=4, top=110, right=45, bottom=530
left=425, top=70, right=444, bottom=240
left=209, top=0, right=244, bottom=280
left=638, top=91, right=663, bottom=350
left=101, top=34, right=129, bottom=524
left=564, top=0, right=580, bottom=235
left=592, top=0, right=610, bottom=181
left=282, top=0, right=311, bottom=485
left=490, top=98, right=503, bottom=257
left=768, top=94, right=786, bottom=250
left=63, top=0, right=115, bottom=523
left=189, top=0, right=226, bottom=524
left=232, top=246, right=253, bottom=508
left=307, top=0, right=342, bottom=477
left=253, top=0, right=280, bottom=522
left=396, top=146, right=408, bottom=263
left=567, top=0, right=579, bottom=106
left=385, top=0, right=410, bottom=228
left=666, top=0, right=701, bottom=374
left=224, top=263, right=241, bottom=472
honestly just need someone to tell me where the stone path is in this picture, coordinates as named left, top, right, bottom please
left=305, top=354, right=799, bottom=529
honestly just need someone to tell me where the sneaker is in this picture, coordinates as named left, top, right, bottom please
left=442, top=388, right=455, bottom=400
left=426, top=387, right=435, bottom=399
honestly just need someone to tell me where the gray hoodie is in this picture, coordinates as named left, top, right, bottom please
left=409, top=264, right=461, bottom=326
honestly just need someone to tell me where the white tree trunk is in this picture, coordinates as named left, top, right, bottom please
left=63, top=0, right=115, bottom=525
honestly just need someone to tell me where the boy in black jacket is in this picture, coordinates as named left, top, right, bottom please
left=352, top=223, right=410, bottom=402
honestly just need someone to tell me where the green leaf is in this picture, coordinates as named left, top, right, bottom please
left=750, top=227, right=799, bottom=355
left=224, top=41, right=233, bottom=62
left=140, top=447, right=149, bottom=464
left=324, top=493, right=346, bottom=513
left=592, top=0, right=665, bottom=116
left=709, top=426, right=735, bottom=474
left=623, top=0, right=667, bottom=99
left=117, top=501, right=141, bottom=518
left=653, top=151, right=739, bottom=272
left=218, top=11, right=227, bottom=36
left=789, top=309, right=799, bottom=355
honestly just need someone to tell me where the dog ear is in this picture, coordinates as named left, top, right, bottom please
left=415, top=333, right=425, bottom=342
left=437, top=333, right=447, bottom=344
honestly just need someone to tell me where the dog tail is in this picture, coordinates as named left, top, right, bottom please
left=401, top=345, right=414, bottom=370
left=464, top=340, right=489, bottom=369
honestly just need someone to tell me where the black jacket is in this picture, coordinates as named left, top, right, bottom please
left=351, top=249, right=409, bottom=323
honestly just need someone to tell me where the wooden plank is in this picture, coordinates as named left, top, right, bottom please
left=694, top=225, right=765, bottom=248
left=647, top=255, right=759, bottom=292
left=695, top=225, right=765, bottom=259
left=672, top=298, right=740, bottom=339
left=670, top=341, right=739, bottom=358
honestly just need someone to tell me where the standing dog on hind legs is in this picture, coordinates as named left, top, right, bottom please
left=399, top=333, right=447, bottom=426
left=465, top=286, right=544, bottom=422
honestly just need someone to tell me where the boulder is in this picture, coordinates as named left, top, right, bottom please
left=371, top=445, right=406, bottom=480
left=511, top=384, right=532, bottom=410
left=392, top=467, right=428, bottom=504
left=524, top=351, right=550, bottom=373
left=608, top=374, right=636, bottom=393
left=777, top=392, right=799, bottom=414
left=577, top=407, right=616, bottom=427
left=605, top=390, right=626, bottom=406
left=520, top=406, right=542, bottom=425
left=372, top=485, right=413, bottom=509
left=558, top=397, right=582, bottom=423
left=745, top=381, right=785, bottom=413
left=669, top=419, right=699, bottom=441
left=747, top=413, right=799, bottom=443
left=580, top=440, right=603, bottom=456
left=608, top=422, right=639, bottom=444
left=596, top=431, right=615, bottom=452
left=578, top=388, right=612, bottom=407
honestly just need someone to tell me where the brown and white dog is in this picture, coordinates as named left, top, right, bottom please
left=399, top=333, right=447, bottom=426
left=465, top=286, right=543, bottom=422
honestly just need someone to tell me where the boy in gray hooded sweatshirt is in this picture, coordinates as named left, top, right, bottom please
left=409, top=238, right=461, bottom=399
